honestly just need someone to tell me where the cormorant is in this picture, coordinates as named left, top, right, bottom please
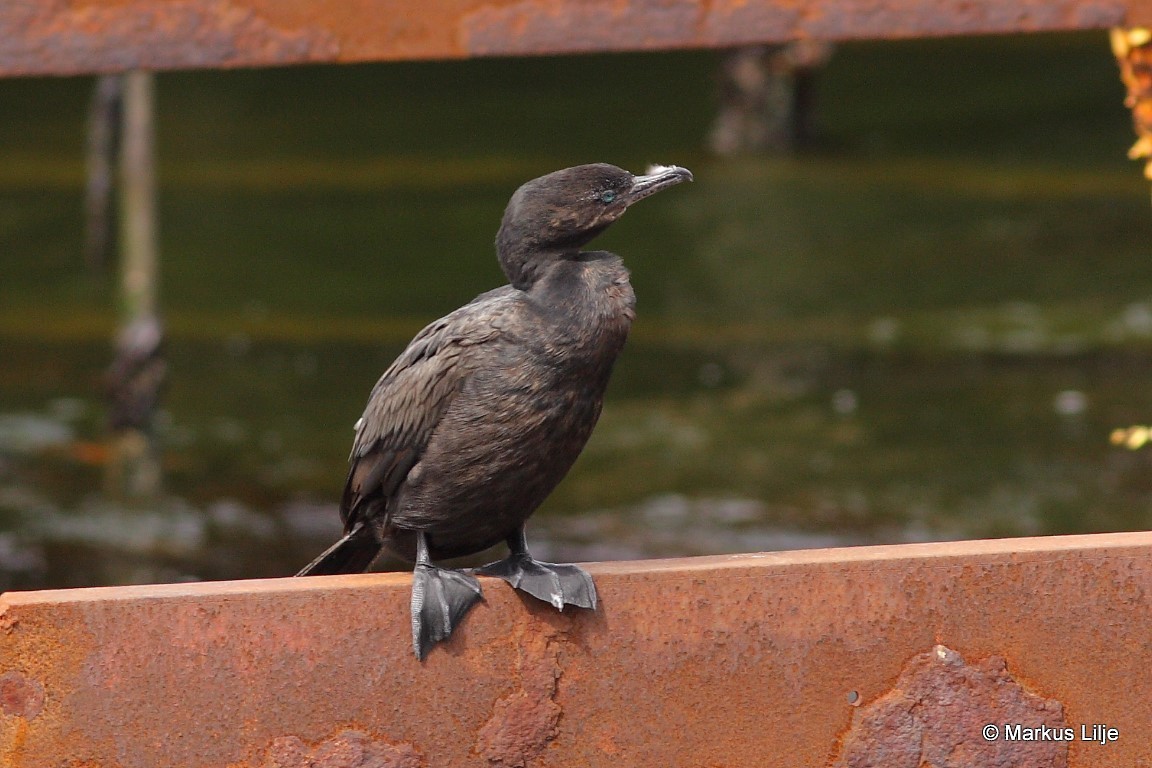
left=297, top=163, right=693, bottom=659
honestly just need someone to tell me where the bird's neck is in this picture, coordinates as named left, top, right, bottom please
left=496, top=237, right=574, bottom=291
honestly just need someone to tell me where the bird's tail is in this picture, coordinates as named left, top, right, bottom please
left=296, top=522, right=382, bottom=576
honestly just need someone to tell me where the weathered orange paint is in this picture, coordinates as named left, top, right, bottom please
left=0, top=532, right=1150, bottom=766
left=3, top=0, right=1152, bottom=77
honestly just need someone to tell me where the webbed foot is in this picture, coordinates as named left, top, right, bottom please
left=477, top=554, right=597, bottom=610
left=410, top=534, right=483, bottom=660
left=476, top=527, right=597, bottom=611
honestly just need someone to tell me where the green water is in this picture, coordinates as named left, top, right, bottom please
left=3, top=33, right=1152, bottom=590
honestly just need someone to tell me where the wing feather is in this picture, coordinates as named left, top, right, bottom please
left=339, top=288, right=511, bottom=531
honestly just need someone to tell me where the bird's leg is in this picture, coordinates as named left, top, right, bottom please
left=475, top=526, right=597, bottom=611
left=410, top=531, right=483, bottom=660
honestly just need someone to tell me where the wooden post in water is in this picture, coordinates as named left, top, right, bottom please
left=83, top=74, right=123, bottom=272
left=707, top=41, right=833, bottom=155
left=104, top=70, right=166, bottom=500
left=119, top=71, right=157, bottom=323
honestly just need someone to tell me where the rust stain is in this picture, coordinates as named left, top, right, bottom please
left=4, top=718, right=28, bottom=768
left=259, top=730, right=423, bottom=768
left=458, top=0, right=1131, bottom=57
left=0, top=0, right=340, bottom=77
left=0, top=605, right=16, bottom=635
left=0, top=533, right=1151, bottom=765
left=474, top=624, right=563, bottom=766
left=0, top=672, right=45, bottom=720
left=832, top=645, right=1068, bottom=768
left=0, top=0, right=1144, bottom=76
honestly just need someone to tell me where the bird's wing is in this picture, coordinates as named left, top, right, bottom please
left=339, top=287, right=512, bottom=531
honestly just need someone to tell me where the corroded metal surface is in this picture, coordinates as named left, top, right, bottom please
left=1, top=532, right=1151, bottom=766
left=4, top=0, right=1152, bottom=77
left=832, top=645, right=1069, bottom=767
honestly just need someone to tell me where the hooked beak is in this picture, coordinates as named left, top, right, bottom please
left=625, top=164, right=694, bottom=206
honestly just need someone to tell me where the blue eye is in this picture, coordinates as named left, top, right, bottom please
left=599, top=190, right=616, bottom=203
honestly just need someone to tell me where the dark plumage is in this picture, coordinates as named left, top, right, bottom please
left=298, top=163, right=693, bottom=659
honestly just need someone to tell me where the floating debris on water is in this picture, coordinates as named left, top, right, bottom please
left=0, top=414, right=74, bottom=455
left=1052, top=390, right=1087, bottom=417
left=832, top=389, right=859, bottom=415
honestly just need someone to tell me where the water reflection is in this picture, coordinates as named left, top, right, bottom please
left=2, top=33, right=1152, bottom=590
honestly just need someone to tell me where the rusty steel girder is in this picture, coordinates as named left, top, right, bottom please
left=3, top=0, right=1152, bottom=77
left=1, top=532, right=1151, bottom=766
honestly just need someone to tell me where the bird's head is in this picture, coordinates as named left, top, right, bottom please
left=497, top=163, right=693, bottom=289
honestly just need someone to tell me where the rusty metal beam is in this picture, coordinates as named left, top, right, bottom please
left=1, top=532, right=1151, bottom=766
left=3, top=1, right=1152, bottom=78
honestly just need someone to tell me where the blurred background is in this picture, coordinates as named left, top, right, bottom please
left=3, top=31, right=1152, bottom=590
